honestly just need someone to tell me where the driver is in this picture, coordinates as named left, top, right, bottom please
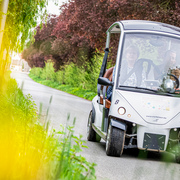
left=163, top=50, right=180, bottom=83
left=165, top=50, right=180, bottom=80
left=164, top=50, right=176, bottom=69
left=107, top=45, right=141, bottom=101
left=155, top=50, right=180, bottom=82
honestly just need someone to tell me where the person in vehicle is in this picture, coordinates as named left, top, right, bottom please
left=155, top=50, right=180, bottom=81
left=164, top=50, right=177, bottom=71
left=107, top=45, right=140, bottom=100
left=165, top=50, right=180, bottom=81
left=119, top=45, right=142, bottom=86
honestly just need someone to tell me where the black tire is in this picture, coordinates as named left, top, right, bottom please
left=106, top=123, right=125, bottom=157
left=175, top=155, right=180, bottom=163
left=87, top=110, right=101, bottom=142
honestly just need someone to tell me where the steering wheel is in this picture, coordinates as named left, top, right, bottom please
left=167, top=73, right=179, bottom=89
left=121, top=58, right=159, bottom=86
left=134, top=58, right=156, bottom=86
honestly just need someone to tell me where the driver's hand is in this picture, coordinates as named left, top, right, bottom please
left=170, top=68, right=180, bottom=81
left=174, top=69, right=180, bottom=78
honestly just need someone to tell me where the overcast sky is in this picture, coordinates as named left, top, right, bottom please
left=47, top=0, right=68, bottom=15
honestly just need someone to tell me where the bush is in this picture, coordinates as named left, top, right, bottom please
left=55, top=70, right=65, bottom=84
left=29, top=54, right=103, bottom=99
left=40, top=61, right=56, bottom=81
left=83, top=54, right=103, bottom=92
left=64, top=63, right=86, bottom=88
left=30, top=53, right=103, bottom=94
left=30, top=67, right=43, bottom=78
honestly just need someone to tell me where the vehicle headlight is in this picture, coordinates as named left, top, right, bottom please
left=118, top=107, right=126, bottom=115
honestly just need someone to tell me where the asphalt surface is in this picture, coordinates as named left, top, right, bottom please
left=11, top=71, right=180, bottom=180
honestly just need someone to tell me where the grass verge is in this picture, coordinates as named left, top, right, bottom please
left=29, top=73, right=96, bottom=101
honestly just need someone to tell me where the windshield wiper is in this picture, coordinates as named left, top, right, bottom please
left=120, top=85, right=158, bottom=92
left=119, top=85, right=175, bottom=96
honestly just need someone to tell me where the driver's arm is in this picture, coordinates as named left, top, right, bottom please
left=171, top=68, right=180, bottom=88
left=174, top=69, right=180, bottom=79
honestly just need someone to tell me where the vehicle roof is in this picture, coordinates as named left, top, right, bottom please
left=110, top=20, right=180, bottom=36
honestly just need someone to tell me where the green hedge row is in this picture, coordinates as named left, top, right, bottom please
left=30, top=55, right=103, bottom=100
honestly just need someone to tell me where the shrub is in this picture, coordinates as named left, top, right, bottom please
left=55, top=70, right=65, bottom=84
left=30, top=67, right=43, bottom=78
left=40, top=61, right=56, bottom=81
left=83, top=54, right=103, bottom=92
left=64, top=63, right=86, bottom=88
left=30, top=53, right=103, bottom=94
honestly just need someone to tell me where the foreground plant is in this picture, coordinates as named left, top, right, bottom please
left=0, top=75, right=96, bottom=180
left=49, top=119, right=96, bottom=180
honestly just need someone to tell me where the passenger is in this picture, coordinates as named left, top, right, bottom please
left=120, top=45, right=140, bottom=86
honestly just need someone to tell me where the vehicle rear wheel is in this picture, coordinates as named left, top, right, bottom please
left=106, top=123, right=125, bottom=157
left=87, top=110, right=101, bottom=142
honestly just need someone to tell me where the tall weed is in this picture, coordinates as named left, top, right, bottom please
left=0, top=74, right=96, bottom=180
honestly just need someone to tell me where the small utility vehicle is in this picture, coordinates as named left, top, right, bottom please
left=87, top=20, right=180, bottom=162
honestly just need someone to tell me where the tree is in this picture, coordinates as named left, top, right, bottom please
left=22, top=15, right=60, bottom=69
left=2, top=0, right=48, bottom=52
left=51, top=0, right=180, bottom=66
left=23, top=0, right=180, bottom=69
left=0, top=0, right=48, bottom=87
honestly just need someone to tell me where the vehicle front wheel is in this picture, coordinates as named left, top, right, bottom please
left=175, top=155, right=180, bottom=163
left=174, top=144, right=180, bottom=163
left=87, top=110, right=101, bottom=142
left=106, top=123, right=125, bottom=157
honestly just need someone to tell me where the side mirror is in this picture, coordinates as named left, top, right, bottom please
left=98, top=77, right=114, bottom=86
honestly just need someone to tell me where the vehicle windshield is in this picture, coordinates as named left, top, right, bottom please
left=118, top=33, right=180, bottom=92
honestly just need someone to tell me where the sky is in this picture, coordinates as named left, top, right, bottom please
left=47, top=0, right=68, bottom=15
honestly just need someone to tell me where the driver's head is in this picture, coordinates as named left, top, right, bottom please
left=125, top=45, right=139, bottom=66
left=164, top=50, right=176, bottom=67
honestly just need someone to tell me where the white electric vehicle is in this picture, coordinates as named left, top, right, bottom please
left=87, top=20, right=180, bottom=163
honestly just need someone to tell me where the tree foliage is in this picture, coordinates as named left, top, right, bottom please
left=2, top=0, right=48, bottom=53
left=22, top=15, right=60, bottom=69
left=0, top=0, right=48, bottom=87
left=23, top=0, right=180, bottom=69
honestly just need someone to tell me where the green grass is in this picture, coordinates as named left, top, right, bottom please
left=29, top=73, right=97, bottom=101
left=0, top=74, right=96, bottom=180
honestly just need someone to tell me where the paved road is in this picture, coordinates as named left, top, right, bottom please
left=11, top=71, right=180, bottom=180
